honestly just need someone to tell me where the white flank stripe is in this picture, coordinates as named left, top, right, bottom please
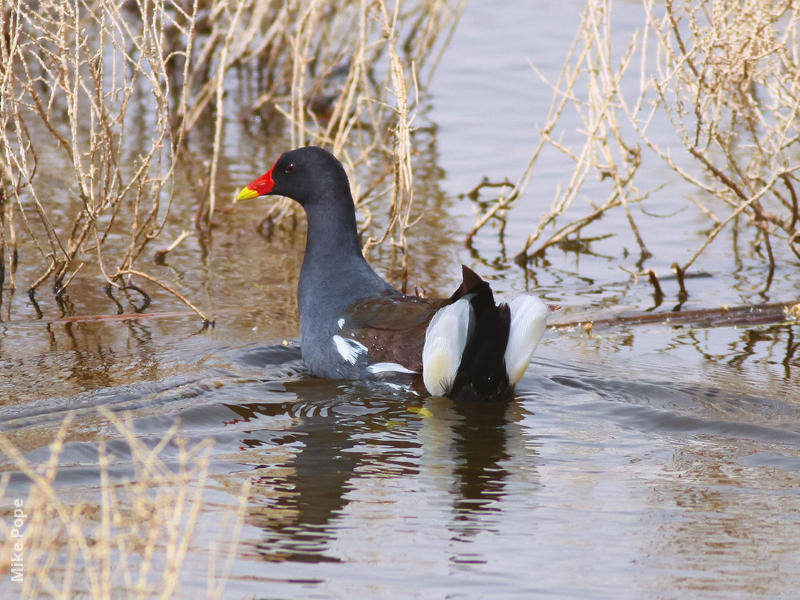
left=367, top=362, right=418, bottom=375
left=504, top=295, right=549, bottom=385
left=332, top=335, right=367, bottom=365
left=422, top=298, right=472, bottom=396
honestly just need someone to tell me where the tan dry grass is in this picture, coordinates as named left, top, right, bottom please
left=469, top=0, right=800, bottom=291
left=0, top=409, right=248, bottom=599
left=0, top=0, right=462, bottom=318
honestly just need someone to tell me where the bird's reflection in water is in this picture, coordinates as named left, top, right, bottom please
left=224, top=371, right=539, bottom=566
left=418, top=396, right=539, bottom=567
left=224, top=379, right=363, bottom=563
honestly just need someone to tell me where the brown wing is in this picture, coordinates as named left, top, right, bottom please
left=340, top=294, right=449, bottom=372
left=339, top=266, right=486, bottom=373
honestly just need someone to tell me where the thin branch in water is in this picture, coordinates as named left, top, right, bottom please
left=115, top=269, right=212, bottom=324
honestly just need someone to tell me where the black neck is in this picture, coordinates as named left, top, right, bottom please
left=303, top=192, right=363, bottom=262
left=297, top=191, right=394, bottom=325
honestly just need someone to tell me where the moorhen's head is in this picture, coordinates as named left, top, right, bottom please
left=236, top=146, right=351, bottom=209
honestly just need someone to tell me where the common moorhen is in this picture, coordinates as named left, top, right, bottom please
left=237, top=146, right=550, bottom=401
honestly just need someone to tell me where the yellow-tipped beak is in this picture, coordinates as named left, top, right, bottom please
left=236, top=186, right=259, bottom=202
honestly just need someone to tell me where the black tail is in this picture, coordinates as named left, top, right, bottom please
left=450, top=266, right=512, bottom=402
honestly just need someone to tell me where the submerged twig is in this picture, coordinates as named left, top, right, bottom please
left=553, top=299, right=800, bottom=331
left=647, top=269, right=664, bottom=303
left=115, top=269, right=212, bottom=323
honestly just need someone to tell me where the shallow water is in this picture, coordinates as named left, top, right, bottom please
left=2, top=1, right=800, bottom=598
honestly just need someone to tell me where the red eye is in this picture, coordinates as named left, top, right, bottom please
left=284, top=163, right=296, bottom=175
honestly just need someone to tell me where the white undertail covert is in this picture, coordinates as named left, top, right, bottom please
left=421, top=297, right=472, bottom=396
left=504, top=295, right=549, bottom=385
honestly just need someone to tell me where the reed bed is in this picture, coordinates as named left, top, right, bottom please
left=469, top=0, right=800, bottom=294
left=0, top=410, right=248, bottom=599
left=0, top=0, right=462, bottom=319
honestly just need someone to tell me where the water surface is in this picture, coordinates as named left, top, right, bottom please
left=2, top=1, right=800, bottom=598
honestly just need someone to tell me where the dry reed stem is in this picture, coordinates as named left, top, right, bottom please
left=361, top=0, right=420, bottom=290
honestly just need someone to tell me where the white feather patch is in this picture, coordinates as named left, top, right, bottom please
left=422, top=298, right=472, bottom=396
left=337, top=318, right=345, bottom=329
left=504, top=295, right=549, bottom=385
left=367, top=362, right=418, bottom=374
left=332, top=335, right=367, bottom=365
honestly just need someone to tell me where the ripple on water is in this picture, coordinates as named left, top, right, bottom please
left=3, top=333, right=800, bottom=599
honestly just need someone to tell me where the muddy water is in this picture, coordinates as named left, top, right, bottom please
left=2, top=1, right=800, bottom=599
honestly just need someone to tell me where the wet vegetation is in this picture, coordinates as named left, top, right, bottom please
left=0, top=0, right=462, bottom=318
left=469, top=0, right=800, bottom=296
